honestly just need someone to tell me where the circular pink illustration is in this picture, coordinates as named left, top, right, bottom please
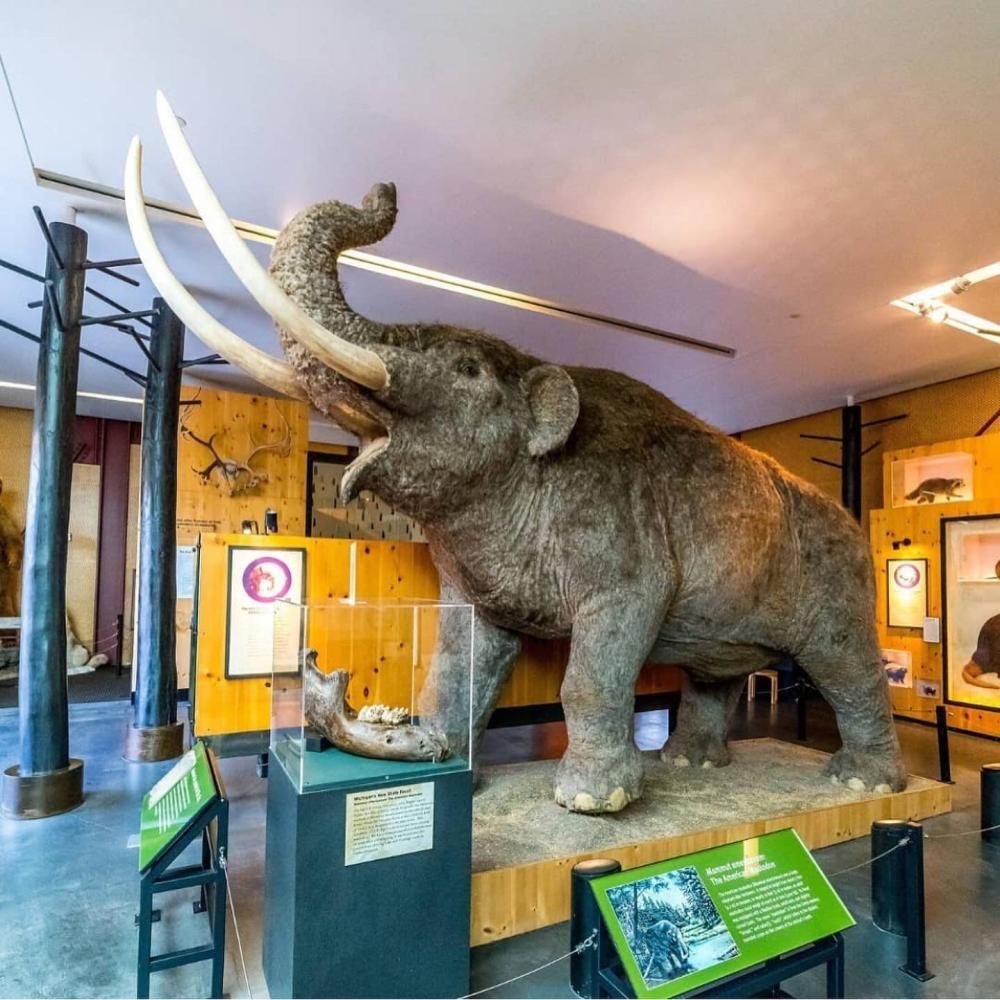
left=893, top=563, right=921, bottom=590
left=242, top=556, right=293, bottom=603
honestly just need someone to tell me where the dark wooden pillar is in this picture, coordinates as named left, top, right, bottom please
left=126, top=299, right=185, bottom=762
left=1, top=221, right=87, bottom=818
left=841, top=404, right=862, bottom=521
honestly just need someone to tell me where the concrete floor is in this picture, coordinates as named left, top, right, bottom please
left=0, top=697, right=996, bottom=999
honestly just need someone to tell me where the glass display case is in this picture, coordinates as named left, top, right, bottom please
left=890, top=451, right=973, bottom=508
left=269, top=598, right=475, bottom=793
left=942, top=515, right=1000, bottom=711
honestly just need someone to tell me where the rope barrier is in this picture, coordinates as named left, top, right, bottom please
left=219, top=847, right=253, bottom=1000
left=825, top=837, right=911, bottom=878
left=460, top=930, right=597, bottom=999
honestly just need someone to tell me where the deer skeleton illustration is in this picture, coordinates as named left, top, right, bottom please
left=182, top=411, right=291, bottom=495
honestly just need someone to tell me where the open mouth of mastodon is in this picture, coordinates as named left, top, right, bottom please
left=337, top=389, right=393, bottom=503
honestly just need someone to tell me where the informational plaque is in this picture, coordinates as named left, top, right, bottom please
left=176, top=545, right=196, bottom=600
left=344, top=782, right=435, bottom=866
left=138, top=742, right=217, bottom=871
left=225, top=545, right=306, bottom=678
left=591, top=828, right=853, bottom=998
left=887, top=558, right=928, bottom=628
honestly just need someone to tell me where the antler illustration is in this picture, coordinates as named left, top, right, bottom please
left=181, top=410, right=292, bottom=496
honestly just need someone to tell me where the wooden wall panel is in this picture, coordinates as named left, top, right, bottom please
left=67, top=463, right=101, bottom=647
left=0, top=406, right=35, bottom=615
left=192, top=534, right=682, bottom=740
left=741, top=367, right=1000, bottom=533
left=170, top=389, right=309, bottom=687
left=871, top=433, right=1000, bottom=739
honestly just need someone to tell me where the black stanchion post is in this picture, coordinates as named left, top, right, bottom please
left=900, top=821, right=933, bottom=981
left=982, top=764, right=1000, bottom=846
left=570, top=858, right=621, bottom=999
left=796, top=676, right=808, bottom=742
left=935, top=705, right=952, bottom=784
left=870, top=819, right=909, bottom=935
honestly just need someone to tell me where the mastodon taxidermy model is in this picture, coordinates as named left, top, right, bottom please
left=124, top=92, right=905, bottom=813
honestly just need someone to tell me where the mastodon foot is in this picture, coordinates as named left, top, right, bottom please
left=660, top=731, right=732, bottom=770
left=823, top=746, right=906, bottom=793
left=554, top=746, right=644, bottom=815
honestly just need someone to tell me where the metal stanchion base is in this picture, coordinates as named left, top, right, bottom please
left=1, top=758, right=84, bottom=819
left=124, top=722, right=185, bottom=763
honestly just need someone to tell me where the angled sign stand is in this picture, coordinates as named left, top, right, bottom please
left=590, top=829, right=853, bottom=999
left=136, top=741, right=230, bottom=999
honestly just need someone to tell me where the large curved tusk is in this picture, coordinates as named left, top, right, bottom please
left=124, top=137, right=306, bottom=401
left=155, top=91, right=389, bottom=392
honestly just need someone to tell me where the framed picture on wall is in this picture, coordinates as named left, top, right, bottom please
left=886, top=558, right=928, bottom=628
left=941, top=515, right=1000, bottom=713
left=224, top=545, right=307, bottom=679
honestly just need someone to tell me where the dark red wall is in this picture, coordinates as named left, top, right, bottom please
left=72, top=416, right=139, bottom=656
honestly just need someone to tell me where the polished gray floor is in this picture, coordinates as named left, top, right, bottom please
left=0, top=698, right=996, bottom=998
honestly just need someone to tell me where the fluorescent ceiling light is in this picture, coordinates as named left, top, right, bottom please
left=891, top=260, right=1000, bottom=346
left=0, top=380, right=142, bottom=405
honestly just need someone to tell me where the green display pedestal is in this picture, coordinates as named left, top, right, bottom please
left=263, top=744, right=472, bottom=999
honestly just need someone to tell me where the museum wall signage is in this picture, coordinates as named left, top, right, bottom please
left=590, top=828, right=854, bottom=998
left=225, top=545, right=306, bottom=678
left=886, top=558, right=928, bottom=629
left=942, top=515, right=1000, bottom=712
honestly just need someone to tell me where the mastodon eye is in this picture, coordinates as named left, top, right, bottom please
left=457, top=358, right=480, bottom=378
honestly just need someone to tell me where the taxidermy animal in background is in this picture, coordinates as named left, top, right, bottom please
left=961, top=614, right=1000, bottom=690
left=905, top=477, right=965, bottom=503
left=181, top=411, right=291, bottom=496
left=0, top=478, right=23, bottom=618
left=124, top=91, right=905, bottom=813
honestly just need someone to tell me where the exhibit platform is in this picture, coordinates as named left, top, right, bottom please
left=470, top=738, right=951, bottom=945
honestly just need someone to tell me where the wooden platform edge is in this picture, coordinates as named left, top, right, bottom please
left=470, top=778, right=951, bottom=946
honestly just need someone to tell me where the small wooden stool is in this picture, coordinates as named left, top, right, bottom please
left=747, top=669, right=779, bottom=704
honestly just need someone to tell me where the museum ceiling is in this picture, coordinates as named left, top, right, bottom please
left=0, top=1, right=998, bottom=433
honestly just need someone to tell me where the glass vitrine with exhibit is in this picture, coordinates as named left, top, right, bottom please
left=268, top=598, right=475, bottom=793
left=263, top=598, right=476, bottom=999
left=890, top=451, right=974, bottom=508
left=942, top=516, right=1000, bottom=711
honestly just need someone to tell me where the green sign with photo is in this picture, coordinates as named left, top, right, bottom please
left=138, top=741, right=217, bottom=872
left=591, top=828, right=854, bottom=998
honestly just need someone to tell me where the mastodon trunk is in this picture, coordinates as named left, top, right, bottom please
left=269, top=186, right=399, bottom=346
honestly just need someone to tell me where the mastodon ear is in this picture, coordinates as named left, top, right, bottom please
left=525, top=365, right=579, bottom=457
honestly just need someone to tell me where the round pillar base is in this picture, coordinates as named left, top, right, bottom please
left=124, top=721, right=185, bottom=763
left=1, top=758, right=84, bottom=820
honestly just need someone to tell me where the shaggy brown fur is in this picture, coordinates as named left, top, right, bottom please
left=269, top=184, right=905, bottom=813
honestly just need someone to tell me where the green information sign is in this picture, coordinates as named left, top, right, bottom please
left=138, top=742, right=218, bottom=872
left=591, top=828, right=854, bottom=998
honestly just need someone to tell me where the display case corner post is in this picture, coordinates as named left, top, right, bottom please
left=127, top=301, right=186, bottom=763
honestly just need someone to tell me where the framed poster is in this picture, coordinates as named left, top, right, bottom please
left=880, top=648, right=912, bottom=688
left=941, top=515, right=1000, bottom=713
left=225, top=546, right=307, bottom=679
left=886, top=558, right=927, bottom=628
left=590, top=828, right=853, bottom=998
